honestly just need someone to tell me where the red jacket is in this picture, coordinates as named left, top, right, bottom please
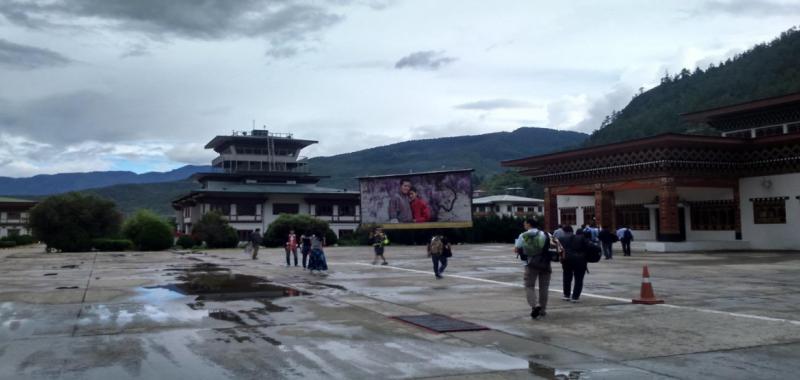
left=410, top=198, right=430, bottom=223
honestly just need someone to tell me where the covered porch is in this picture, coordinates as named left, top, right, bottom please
left=502, top=134, right=748, bottom=251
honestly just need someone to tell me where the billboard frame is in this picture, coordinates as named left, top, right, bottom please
left=357, top=169, right=474, bottom=230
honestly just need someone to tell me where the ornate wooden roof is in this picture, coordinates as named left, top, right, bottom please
left=682, top=92, right=800, bottom=131
left=503, top=133, right=800, bottom=186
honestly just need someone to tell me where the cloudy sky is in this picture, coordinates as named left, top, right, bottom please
left=0, top=0, right=798, bottom=177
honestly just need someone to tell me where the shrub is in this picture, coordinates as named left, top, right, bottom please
left=28, top=193, right=123, bottom=252
left=0, top=240, right=16, bottom=249
left=192, top=211, right=240, bottom=248
left=264, top=214, right=330, bottom=247
left=12, top=235, right=36, bottom=245
left=175, top=235, right=198, bottom=249
left=122, top=209, right=174, bottom=251
left=91, top=238, right=134, bottom=251
left=324, top=228, right=338, bottom=246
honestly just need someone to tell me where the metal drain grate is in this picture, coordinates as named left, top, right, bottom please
left=393, top=314, right=490, bottom=333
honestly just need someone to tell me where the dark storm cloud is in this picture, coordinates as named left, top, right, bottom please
left=697, top=0, right=800, bottom=16
left=454, top=99, right=532, bottom=110
left=0, top=39, right=70, bottom=69
left=394, top=50, right=457, bottom=70
left=0, top=0, right=346, bottom=58
left=0, top=91, right=149, bottom=145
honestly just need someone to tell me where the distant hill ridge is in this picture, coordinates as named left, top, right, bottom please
left=0, top=165, right=211, bottom=196
left=309, top=127, right=588, bottom=189
left=2, top=127, right=588, bottom=215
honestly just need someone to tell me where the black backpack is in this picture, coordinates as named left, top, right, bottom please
left=564, top=235, right=601, bottom=263
left=585, top=240, right=602, bottom=263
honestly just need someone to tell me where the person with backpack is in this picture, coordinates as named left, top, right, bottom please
left=514, top=218, right=557, bottom=320
left=427, top=235, right=450, bottom=279
left=558, top=226, right=599, bottom=302
left=598, top=225, right=617, bottom=260
left=369, top=227, right=389, bottom=265
left=249, top=228, right=262, bottom=260
left=617, top=225, right=634, bottom=256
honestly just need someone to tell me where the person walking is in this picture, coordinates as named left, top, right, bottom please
left=427, top=235, right=450, bottom=279
left=514, top=218, right=553, bottom=320
left=370, top=227, right=389, bottom=265
left=286, top=230, right=299, bottom=266
left=617, top=225, right=634, bottom=256
left=586, top=222, right=600, bottom=245
left=558, top=226, right=597, bottom=302
left=300, top=231, right=312, bottom=268
left=553, top=224, right=566, bottom=239
left=307, top=233, right=328, bottom=274
left=249, top=228, right=262, bottom=260
left=598, top=225, right=617, bottom=260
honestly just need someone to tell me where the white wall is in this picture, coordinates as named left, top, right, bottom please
left=740, top=173, right=800, bottom=250
left=616, top=189, right=658, bottom=205
left=555, top=195, right=593, bottom=228
left=678, top=187, right=734, bottom=202
left=677, top=187, right=737, bottom=241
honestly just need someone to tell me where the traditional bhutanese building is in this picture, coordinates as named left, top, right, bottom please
left=172, top=130, right=360, bottom=240
left=502, top=92, right=800, bottom=252
left=472, top=195, right=544, bottom=218
left=0, top=197, right=37, bottom=238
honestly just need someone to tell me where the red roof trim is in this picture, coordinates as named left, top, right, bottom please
left=501, top=133, right=745, bottom=167
left=681, top=92, right=800, bottom=123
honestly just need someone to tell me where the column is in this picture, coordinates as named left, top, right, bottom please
left=657, top=177, right=682, bottom=241
left=543, top=187, right=558, bottom=232
left=594, top=184, right=615, bottom=229
left=733, top=182, right=742, bottom=240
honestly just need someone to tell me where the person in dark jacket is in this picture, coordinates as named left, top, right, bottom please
left=616, top=225, right=634, bottom=256
left=300, top=231, right=312, bottom=268
left=597, top=225, right=617, bottom=260
left=558, top=226, right=593, bottom=302
left=249, top=228, right=263, bottom=260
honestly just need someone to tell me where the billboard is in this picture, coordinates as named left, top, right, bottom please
left=358, top=169, right=473, bottom=229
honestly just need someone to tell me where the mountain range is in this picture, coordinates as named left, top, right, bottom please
left=0, top=165, right=210, bottom=196
left=1, top=127, right=588, bottom=215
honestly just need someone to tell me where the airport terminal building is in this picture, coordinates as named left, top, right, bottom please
left=172, top=130, right=360, bottom=240
left=503, top=92, right=800, bottom=251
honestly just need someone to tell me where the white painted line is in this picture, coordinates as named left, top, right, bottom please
left=349, top=262, right=800, bottom=326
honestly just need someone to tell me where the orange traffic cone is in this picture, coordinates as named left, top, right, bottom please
left=632, top=265, right=664, bottom=304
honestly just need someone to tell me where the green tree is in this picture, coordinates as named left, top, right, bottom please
left=480, top=171, right=543, bottom=198
left=28, top=192, right=122, bottom=252
left=192, top=211, right=240, bottom=248
left=122, top=209, right=175, bottom=251
left=264, top=214, right=332, bottom=247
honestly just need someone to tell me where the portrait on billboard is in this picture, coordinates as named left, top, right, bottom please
left=359, top=170, right=473, bottom=229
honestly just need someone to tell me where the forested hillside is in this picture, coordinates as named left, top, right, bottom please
left=587, top=27, right=800, bottom=146
left=309, top=127, right=587, bottom=189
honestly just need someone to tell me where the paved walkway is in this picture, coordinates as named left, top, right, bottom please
left=1, top=244, right=799, bottom=379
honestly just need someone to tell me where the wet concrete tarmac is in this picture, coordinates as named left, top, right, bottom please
left=0, top=244, right=799, bottom=379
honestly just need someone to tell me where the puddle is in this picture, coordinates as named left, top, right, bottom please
left=529, top=361, right=584, bottom=379
left=153, top=264, right=308, bottom=301
left=208, top=309, right=244, bottom=324
left=164, top=263, right=229, bottom=273
left=61, top=265, right=79, bottom=269
left=310, top=282, right=347, bottom=291
left=187, top=301, right=205, bottom=310
left=43, top=273, right=57, bottom=276
left=110, top=254, right=125, bottom=257
left=56, top=286, right=79, bottom=289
